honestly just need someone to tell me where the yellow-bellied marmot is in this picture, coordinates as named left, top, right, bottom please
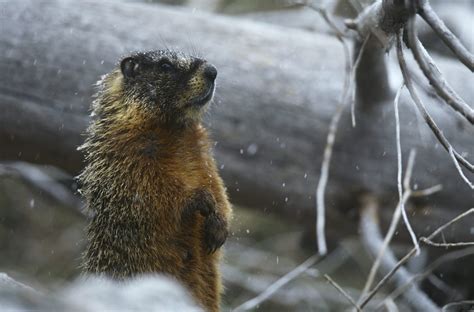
left=78, top=50, right=232, bottom=312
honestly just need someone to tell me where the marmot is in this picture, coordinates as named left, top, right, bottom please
left=78, top=50, right=232, bottom=312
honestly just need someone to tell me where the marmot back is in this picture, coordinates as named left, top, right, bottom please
left=78, top=50, right=232, bottom=312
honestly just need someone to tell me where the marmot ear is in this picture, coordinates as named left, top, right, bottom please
left=120, top=57, right=139, bottom=78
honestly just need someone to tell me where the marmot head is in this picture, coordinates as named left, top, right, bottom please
left=94, top=50, right=217, bottom=127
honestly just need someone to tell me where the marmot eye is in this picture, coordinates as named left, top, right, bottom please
left=159, top=59, right=174, bottom=71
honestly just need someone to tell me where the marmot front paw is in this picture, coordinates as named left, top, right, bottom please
left=204, top=212, right=228, bottom=254
left=181, top=190, right=229, bottom=253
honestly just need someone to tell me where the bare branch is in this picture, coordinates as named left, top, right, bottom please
left=302, top=4, right=376, bottom=255
left=0, top=162, right=84, bottom=214
left=417, top=0, right=474, bottom=71
left=428, top=208, right=474, bottom=239
left=420, top=237, right=474, bottom=248
left=359, top=191, right=408, bottom=300
left=358, top=194, right=439, bottom=311
left=358, top=124, right=435, bottom=303
left=315, top=104, right=343, bottom=255
left=307, top=3, right=352, bottom=256
left=448, top=147, right=474, bottom=190
left=396, top=29, right=474, bottom=175
left=350, top=33, right=371, bottom=127
left=350, top=3, right=395, bottom=106
left=411, top=184, right=442, bottom=197
left=381, top=247, right=474, bottom=307
left=324, top=274, right=362, bottom=312
left=406, top=17, right=474, bottom=124
left=233, top=254, right=322, bottom=311
left=305, top=3, right=375, bottom=256
left=395, top=89, right=420, bottom=255
left=359, top=207, right=474, bottom=309
left=307, top=3, right=369, bottom=127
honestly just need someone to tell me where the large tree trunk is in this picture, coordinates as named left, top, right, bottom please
left=1, top=0, right=472, bottom=242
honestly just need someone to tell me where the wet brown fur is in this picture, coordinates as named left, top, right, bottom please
left=79, top=51, right=232, bottom=312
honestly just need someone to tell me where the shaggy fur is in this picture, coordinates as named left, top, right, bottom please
left=79, top=50, right=232, bottom=312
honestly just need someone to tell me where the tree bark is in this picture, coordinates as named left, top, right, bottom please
left=0, top=0, right=472, bottom=242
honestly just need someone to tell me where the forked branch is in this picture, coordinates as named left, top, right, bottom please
left=359, top=195, right=439, bottom=311
left=359, top=208, right=474, bottom=309
left=396, top=30, right=474, bottom=178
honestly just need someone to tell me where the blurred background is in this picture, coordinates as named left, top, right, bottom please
left=0, top=0, right=473, bottom=311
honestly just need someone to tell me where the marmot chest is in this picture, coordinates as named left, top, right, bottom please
left=139, top=145, right=215, bottom=204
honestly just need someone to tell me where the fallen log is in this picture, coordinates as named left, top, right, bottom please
left=0, top=0, right=472, bottom=242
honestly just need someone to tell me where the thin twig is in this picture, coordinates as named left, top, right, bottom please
left=394, top=87, right=420, bottom=255
left=358, top=148, right=425, bottom=303
left=359, top=194, right=439, bottom=311
left=406, top=17, right=474, bottom=124
left=309, top=3, right=352, bottom=256
left=396, top=29, right=474, bottom=176
left=305, top=2, right=373, bottom=255
left=359, top=195, right=408, bottom=301
left=418, top=0, right=474, bottom=71
left=402, top=150, right=416, bottom=191
left=316, top=104, right=343, bottom=256
left=232, top=254, right=321, bottom=311
left=359, top=208, right=474, bottom=309
left=307, top=3, right=346, bottom=39
left=411, top=184, right=442, bottom=197
left=427, top=209, right=474, bottom=240
left=380, top=247, right=474, bottom=308
left=420, top=237, right=474, bottom=248
left=324, top=274, right=362, bottom=312
left=448, top=147, right=474, bottom=189
left=350, top=33, right=371, bottom=127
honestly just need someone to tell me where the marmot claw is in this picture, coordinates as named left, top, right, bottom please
left=204, top=212, right=228, bottom=254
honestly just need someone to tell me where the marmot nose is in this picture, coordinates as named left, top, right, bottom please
left=203, top=64, right=217, bottom=81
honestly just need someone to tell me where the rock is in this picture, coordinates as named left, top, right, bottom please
left=0, top=273, right=202, bottom=312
